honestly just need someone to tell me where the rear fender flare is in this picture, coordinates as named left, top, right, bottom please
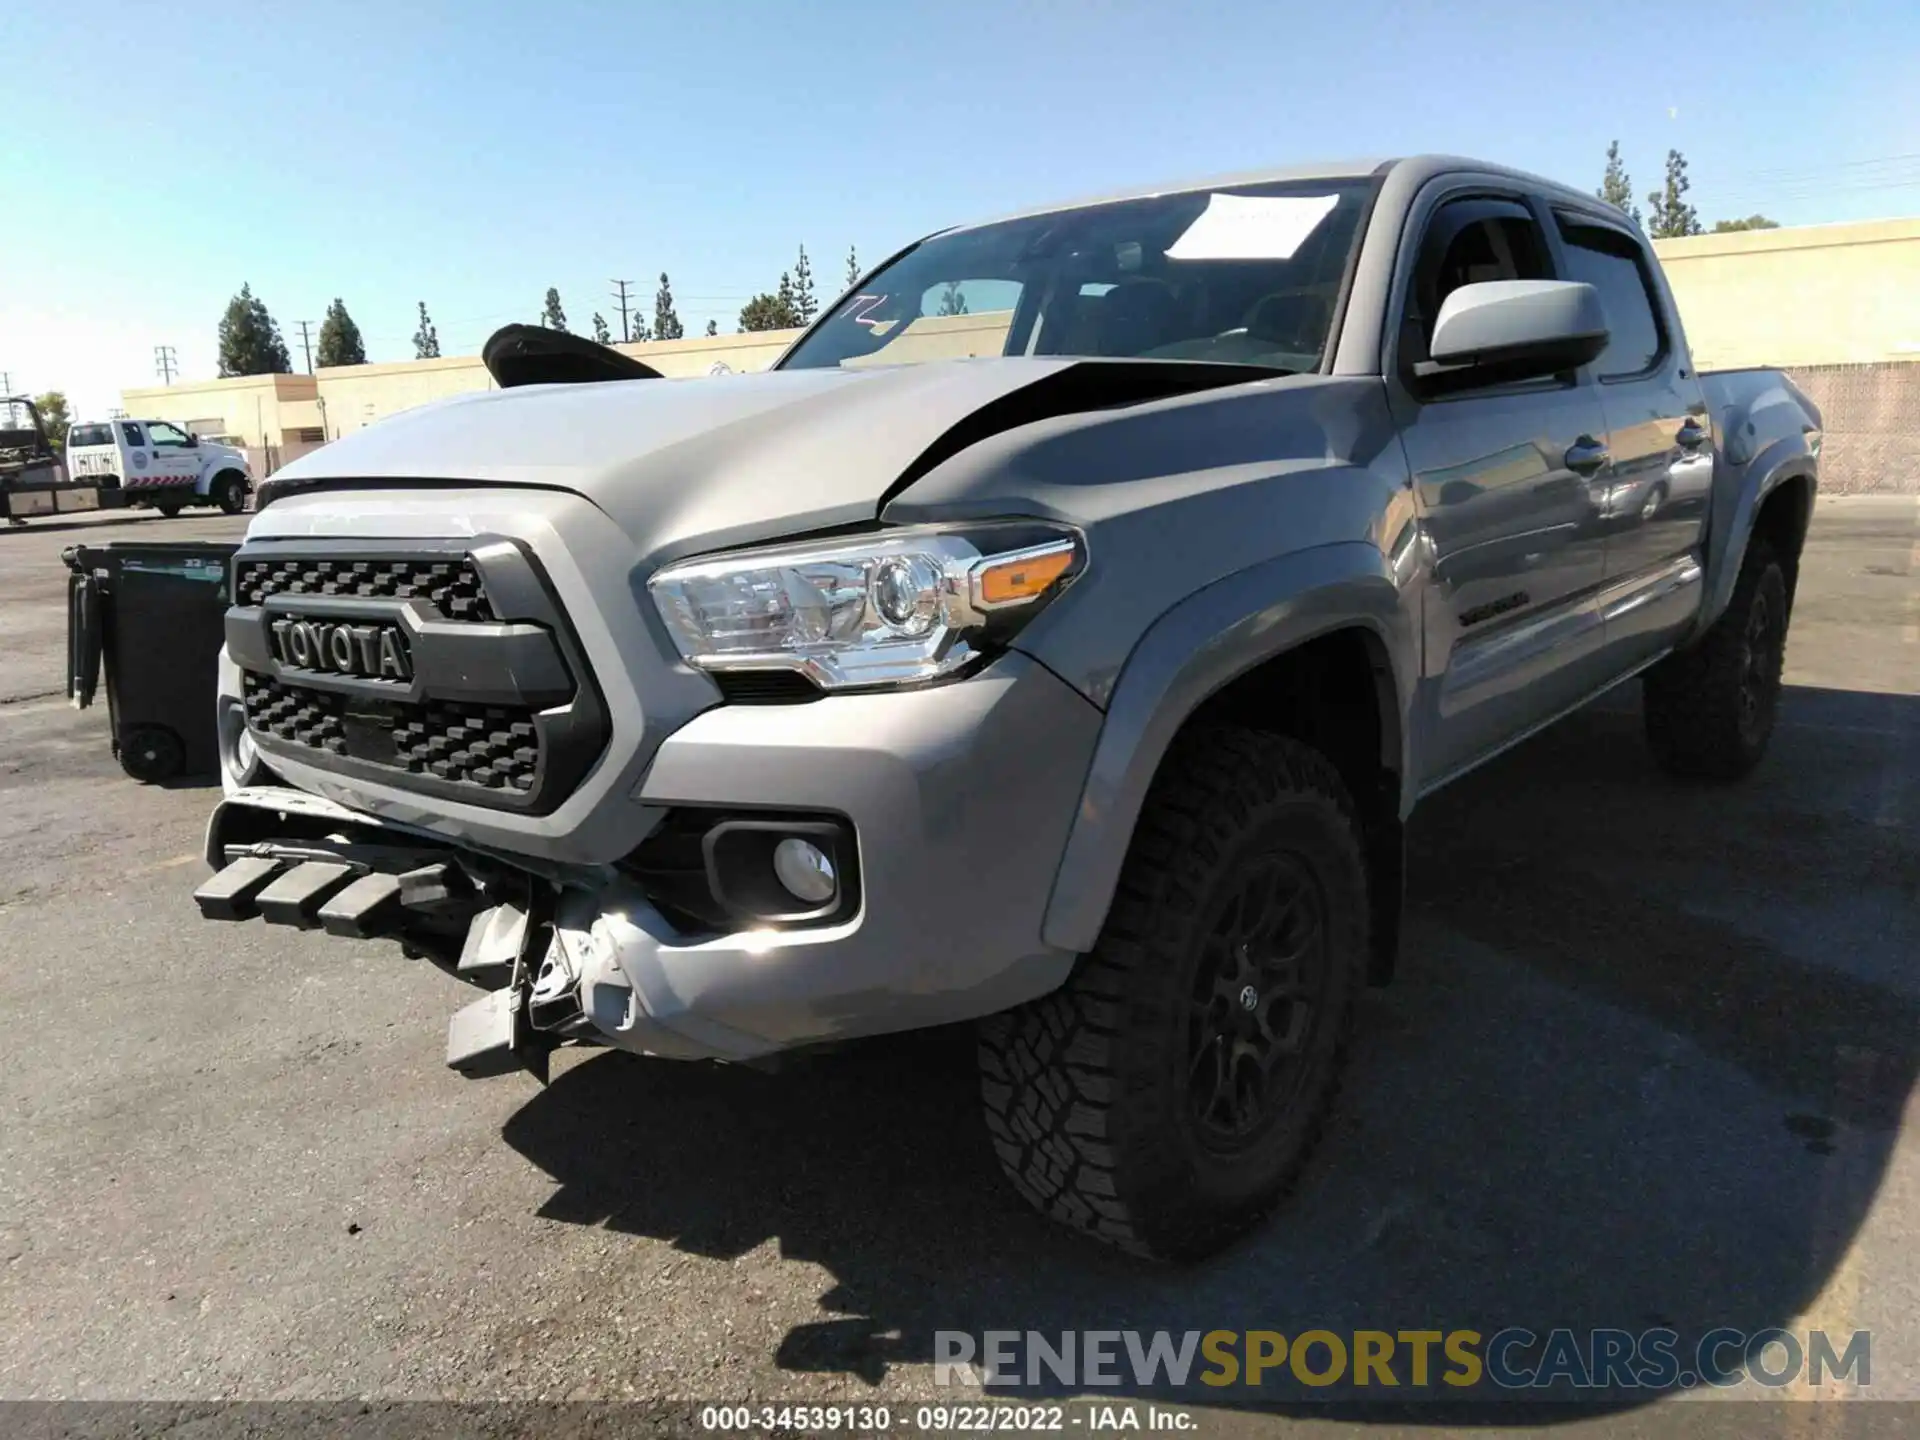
left=1039, top=541, right=1415, bottom=954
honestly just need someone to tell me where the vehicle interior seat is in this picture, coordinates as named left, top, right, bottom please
left=1243, top=291, right=1330, bottom=354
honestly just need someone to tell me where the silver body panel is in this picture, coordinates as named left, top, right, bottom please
left=209, top=154, right=1819, bottom=1061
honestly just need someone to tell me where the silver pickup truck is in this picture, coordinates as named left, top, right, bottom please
left=193, top=155, right=1820, bottom=1260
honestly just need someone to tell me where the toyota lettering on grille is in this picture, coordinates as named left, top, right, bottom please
left=269, top=617, right=413, bottom=682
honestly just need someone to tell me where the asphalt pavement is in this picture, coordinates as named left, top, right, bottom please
left=1, top=499, right=1915, bottom=1435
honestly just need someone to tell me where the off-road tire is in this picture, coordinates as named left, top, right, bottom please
left=1643, top=539, right=1788, bottom=781
left=212, top=471, right=248, bottom=515
left=978, top=728, right=1369, bottom=1261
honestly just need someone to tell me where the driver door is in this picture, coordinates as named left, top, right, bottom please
left=144, top=421, right=202, bottom=485
left=1393, top=190, right=1616, bottom=788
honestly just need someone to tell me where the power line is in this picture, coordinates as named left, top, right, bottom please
left=154, top=346, right=177, bottom=385
left=295, top=320, right=315, bottom=374
left=1710, top=151, right=1920, bottom=184
left=610, top=279, right=635, bottom=343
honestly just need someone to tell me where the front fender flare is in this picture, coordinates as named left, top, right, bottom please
left=1039, top=541, right=1415, bottom=954
left=1697, top=438, right=1816, bottom=637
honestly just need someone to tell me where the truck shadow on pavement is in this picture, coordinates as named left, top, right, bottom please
left=501, top=682, right=1918, bottom=1418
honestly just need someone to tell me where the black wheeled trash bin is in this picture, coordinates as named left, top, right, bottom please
left=64, top=541, right=240, bottom=783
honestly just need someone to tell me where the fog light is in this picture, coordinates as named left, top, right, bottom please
left=772, top=837, right=836, bottom=904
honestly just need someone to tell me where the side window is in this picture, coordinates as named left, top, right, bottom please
left=1555, top=218, right=1665, bottom=377
left=147, top=421, right=190, bottom=447
left=1401, top=197, right=1553, bottom=366
left=120, top=422, right=146, bottom=447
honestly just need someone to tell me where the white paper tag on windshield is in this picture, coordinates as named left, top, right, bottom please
left=1165, top=193, right=1341, bottom=261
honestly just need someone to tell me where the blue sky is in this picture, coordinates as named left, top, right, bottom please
left=6, top=0, right=1918, bottom=417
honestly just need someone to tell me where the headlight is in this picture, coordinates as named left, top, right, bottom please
left=647, top=522, right=1084, bottom=690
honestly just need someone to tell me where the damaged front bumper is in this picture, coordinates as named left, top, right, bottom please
left=193, top=652, right=1103, bottom=1077
left=196, top=787, right=854, bottom=1077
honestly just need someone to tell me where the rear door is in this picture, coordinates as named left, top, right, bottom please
left=1550, top=211, right=1713, bottom=661
left=1389, top=185, right=1616, bottom=788
left=118, top=421, right=153, bottom=489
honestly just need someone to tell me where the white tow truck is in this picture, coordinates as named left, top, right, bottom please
left=64, top=418, right=254, bottom=517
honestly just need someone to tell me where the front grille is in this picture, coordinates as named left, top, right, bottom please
left=243, top=673, right=539, bottom=793
left=244, top=672, right=346, bottom=755
left=235, top=556, right=494, bottom=622
left=230, top=539, right=608, bottom=814
left=392, top=703, right=539, bottom=792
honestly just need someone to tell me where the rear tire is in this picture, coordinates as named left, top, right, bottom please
left=119, top=725, right=184, bottom=783
left=152, top=496, right=185, bottom=519
left=1643, top=539, right=1789, bottom=781
left=978, top=729, right=1368, bottom=1260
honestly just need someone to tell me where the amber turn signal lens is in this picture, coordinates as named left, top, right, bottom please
left=976, top=547, right=1074, bottom=605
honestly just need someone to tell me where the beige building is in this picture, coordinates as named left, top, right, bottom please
left=119, top=371, right=325, bottom=464
left=126, top=217, right=1919, bottom=493
left=1651, top=218, right=1920, bottom=370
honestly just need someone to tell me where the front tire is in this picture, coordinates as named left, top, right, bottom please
left=212, top=471, right=248, bottom=515
left=978, top=729, right=1368, bottom=1260
left=1643, top=539, right=1789, bottom=781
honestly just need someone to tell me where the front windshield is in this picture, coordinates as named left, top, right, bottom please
left=781, top=178, right=1372, bottom=373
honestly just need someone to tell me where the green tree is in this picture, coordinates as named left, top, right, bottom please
left=1597, top=140, right=1642, bottom=226
left=413, top=302, right=440, bottom=359
left=541, top=287, right=569, bottom=332
left=705, top=318, right=718, bottom=337
left=936, top=281, right=969, bottom=317
left=739, top=293, right=791, bottom=331
left=216, top=283, right=292, bottom=376
left=846, top=245, right=860, bottom=289
left=1646, top=149, right=1702, bottom=239
left=591, top=312, right=612, bottom=345
left=792, top=245, right=817, bottom=325
left=33, top=391, right=70, bottom=451
left=776, top=271, right=797, bottom=324
left=653, top=273, right=684, bottom=340
left=315, top=298, right=367, bottom=367
left=1711, top=214, right=1781, bottom=233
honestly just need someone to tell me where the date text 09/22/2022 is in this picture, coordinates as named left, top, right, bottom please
left=699, top=1404, right=1197, bottom=1432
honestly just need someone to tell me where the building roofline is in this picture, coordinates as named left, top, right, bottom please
left=122, top=372, right=316, bottom=402
left=1653, top=214, right=1920, bottom=258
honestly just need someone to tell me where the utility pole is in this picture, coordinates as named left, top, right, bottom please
left=154, top=346, right=177, bottom=384
left=610, top=279, right=635, bottom=343
left=0, top=371, right=12, bottom=395
left=295, top=320, right=315, bottom=374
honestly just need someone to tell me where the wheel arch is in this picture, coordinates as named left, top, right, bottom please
left=1699, top=440, right=1817, bottom=635
left=1039, top=541, right=1415, bottom=978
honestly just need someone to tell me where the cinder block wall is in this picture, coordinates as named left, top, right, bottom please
left=1784, top=363, right=1920, bottom=495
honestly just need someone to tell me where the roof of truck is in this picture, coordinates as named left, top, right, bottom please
left=951, top=155, right=1619, bottom=233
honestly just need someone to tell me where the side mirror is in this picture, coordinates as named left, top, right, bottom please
left=185, top=434, right=199, bottom=447
left=1426, top=280, right=1608, bottom=381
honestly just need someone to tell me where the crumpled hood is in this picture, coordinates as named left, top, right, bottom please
left=262, top=360, right=1081, bottom=564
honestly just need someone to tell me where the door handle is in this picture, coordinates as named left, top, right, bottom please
left=1675, top=418, right=1707, bottom=452
left=1564, top=437, right=1610, bottom=476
